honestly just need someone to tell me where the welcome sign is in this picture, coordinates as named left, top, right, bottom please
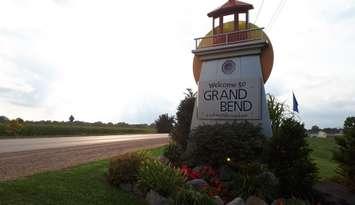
left=198, top=78, right=261, bottom=120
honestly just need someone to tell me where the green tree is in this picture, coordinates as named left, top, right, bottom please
left=266, top=94, right=318, bottom=197
left=16, top=118, right=24, bottom=124
left=170, top=89, right=196, bottom=148
left=267, top=94, right=289, bottom=135
left=69, top=115, right=75, bottom=122
left=267, top=118, right=318, bottom=197
left=0, top=116, right=9, bottom=123
left=154, top=114, right=175, bottom=133
left=6, top=119, right=23, bottom=136
left=333, top=117, right=355, bottom=191
left=311, top=125, right=320, bottom=134
left=344, top=117, right=355, bottom=134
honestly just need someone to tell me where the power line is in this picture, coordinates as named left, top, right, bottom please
left=254, top=0, right=264, bottom=24
left=267, top=0, right=288, bottom=31
left=267, top=0, right=285, bottom=29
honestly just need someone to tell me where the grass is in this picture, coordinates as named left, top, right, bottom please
left=0, top=146, right=166, bottom=205
left=0, top=138, right=340, bottom=204
left=307, top=137, right=340, bottom=180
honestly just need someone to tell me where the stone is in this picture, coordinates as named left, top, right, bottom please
left=119, top=183, right=133, bottom=192
left=145, top=190, right=171, bottom=205
left=246, top=196, right=267, bottom=205
left=213, top=195, right=224, bottom=205
left=271, top=198, right=285, bottom=205
left=226, top=197, right=245, bottom=205
left=186, top=179, right=209, bottom=190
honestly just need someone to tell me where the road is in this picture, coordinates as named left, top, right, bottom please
left=0, top=134, right=169, bottom=181
left=0, top=134, right=168, bottom=154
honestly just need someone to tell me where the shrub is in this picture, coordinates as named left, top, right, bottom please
left=230, top=162, right=278, bottom=202
left=186, top=122, right=266, bottom=168
left=170, top=88, right=196, bottom=148
left=154, top=114, right=175, bottom=133
left=138, top=158, right=186, bottom=197
left=266, top=117, right=318, bottom=198
left=163, top=142, right=184, bottom=166
left=333, top=117, right=355, bottom=191
left=107, top=152, right=147, bottom=186
left=174, top=187, right=215, bottom=205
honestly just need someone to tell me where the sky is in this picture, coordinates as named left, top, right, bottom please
left=0, top=0, right=355, bottom=128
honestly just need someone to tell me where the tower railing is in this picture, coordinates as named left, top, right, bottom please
left=194, top=28, right=265, bottom=50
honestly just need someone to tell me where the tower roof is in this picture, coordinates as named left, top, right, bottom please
left=208, top=0, right=254, bottom=18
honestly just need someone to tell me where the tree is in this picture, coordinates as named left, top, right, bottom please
left=6, top=119, right=23, bottom=136
left=267, top=94, right=290, bottom=135
left=266, top=94, right=318, bottom=197
left=311, top=125, right=320, bottom=134
left=154, top=114, right=175, bottom=133
left=16, top=118, right=24, bottom=124
left=0, top=116, right=9, bottom=123
left=170, top=89, right=196, bottom=148
left=69, top=115, right=75, bottom=122
left=344, top=117, right=355, bottom=134
left=333, top=116, right=355, bottom=191
left=267, top=118, right=318, bottom=197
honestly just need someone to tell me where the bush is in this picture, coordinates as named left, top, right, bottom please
left=138, top=158, right=186, bottom=197
left=333, top=117, right=355, bottom=191
left=170, top=89, right=196, bottom=148
left=186, top=122, right=265, bottom=168
left=154, top=114, right=175, bottom=133
left=107, top=152, right=147, bottom=186
left=266, top=117, right=318, bottom=198
left=230, top=162, right=278, bottom=202
left=163, top=142, right=184, bottom=166
left=174, top=187, right=215, bottom=205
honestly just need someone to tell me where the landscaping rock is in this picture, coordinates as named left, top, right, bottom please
left=213, top=195, right=224, bottom=205
left=246, top=196, right=267, bottom=205
left=119, top=183, right=133, bottom=192
left=186, top=179, right=209, bottom=190
left=146, top=190, right=170, bottom=205
left=271, top=198, right=285, bottom=205
left=226, top=197, right=245, bottom=205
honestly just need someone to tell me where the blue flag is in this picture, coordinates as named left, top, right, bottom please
left=293, top=92, right=299, bottom=113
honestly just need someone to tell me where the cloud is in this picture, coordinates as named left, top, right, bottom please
left=0, top=0, right=354, bottom=128
left=0, top=55, right=54, bottom=107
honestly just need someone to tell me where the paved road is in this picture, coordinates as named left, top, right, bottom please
left=0, top=134, right=168, bottom=154
left=0, top=134, right=169, bottom=181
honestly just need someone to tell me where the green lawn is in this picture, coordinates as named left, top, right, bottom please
left=307, top=137, right=340, bottom=180
left=0, top=146, right=166, bottom=205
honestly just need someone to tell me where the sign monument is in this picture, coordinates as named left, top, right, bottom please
left=191, top=0, right=274, bottom=137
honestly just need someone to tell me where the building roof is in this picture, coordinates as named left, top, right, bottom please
left=208, top=0, right=254, bottom=18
